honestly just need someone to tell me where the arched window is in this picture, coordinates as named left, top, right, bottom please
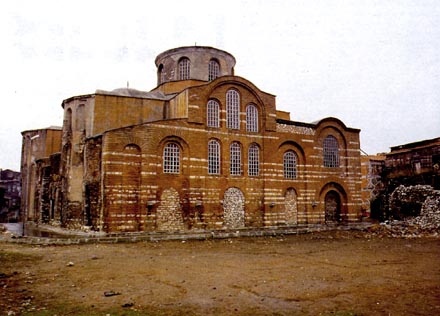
left=208, top=140, right=220, bottom=175
left=207, top=100, right=220, bottom=128
left=283, top=151, right=297, bottom=179
left=157, top=64, right=164, bottom=84
left=246, top=104, right=258, bottom=132
left=208, top=59, right=220, bottom=81
left=230, top=142, right=241, bottom=175
left=75, top=104, right=85, bottom=131
left=163, top=143, right=180, bottom=173
left=226, top=90, right=240, bottom=129
left=323, top=135, right=339, bottom=167
left=178, top=57, right=190, bottom=80
left=248, top=144, right=259, bottom=176
left=65, top=108, right=72, bottom=135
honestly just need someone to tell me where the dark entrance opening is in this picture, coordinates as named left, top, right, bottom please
left=325, top=190, right=341, bottom=223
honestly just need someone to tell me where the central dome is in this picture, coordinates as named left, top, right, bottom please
left=155, top=46, right=236, bottom=85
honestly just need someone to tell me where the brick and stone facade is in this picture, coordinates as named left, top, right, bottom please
left=21, top=46, right=363, bottom=233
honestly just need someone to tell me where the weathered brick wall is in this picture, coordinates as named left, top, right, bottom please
left=83, top=136, right=102, bottom=229
left=98, top=110, right=362, bottom=232
left=35, top=48, right=363, bottom=234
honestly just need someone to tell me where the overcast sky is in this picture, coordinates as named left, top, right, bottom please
left=1, top=0, right=439, bottom=171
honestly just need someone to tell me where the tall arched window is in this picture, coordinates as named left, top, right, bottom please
left=178, top=57, right=190, bottom=80
left=208, top=140, right=220, bottom=175
left=207, top=100, right=220, bottom=128
left=157, top=64, right=164, bottom=84
left=65, top=108, right=72, bottom=136
left=75, top=104, right=85, bottom=131
left=248, top=144, right=259, bottom=176
left=283, top=150, right=298, bottom=179
left=226, top=90, right=240, bottom=129
left=323, top=135, right=339, bottom=167
left=230, top=142, right=241, bottom=175
left=163, top=143, right=180, bottom=174
left=246, top=104, right=258, bottom=132
left=208, top=59, right=220, bottom=81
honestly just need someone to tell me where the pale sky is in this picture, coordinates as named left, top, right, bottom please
left=1, top=0, right=439, bottom=171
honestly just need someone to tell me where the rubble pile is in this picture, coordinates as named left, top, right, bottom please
left=389, top=185, right=434, bottom=218
left=368, top=185, right=440, bottom=238
left=407, top=191, right=440, bottom=232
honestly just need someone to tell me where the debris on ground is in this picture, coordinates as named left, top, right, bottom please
left=104, top=291, right=121, bottom=297
left=368, top=185, right=440, bottom=238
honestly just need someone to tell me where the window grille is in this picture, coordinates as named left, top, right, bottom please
left=178, top=57, right=190, bottom=80
left=246, top=104, right=258, bottom=132
left=323, top=136, right=339, bottom=167
left=248, top=144, right=260, bottom=176
left=208, top=140, right=220, bottom=175
left=226, top=90, right=240, bottom=129
left=230, top=142, right=242, bottom=175
left=283, top=151, right=297, bottom=179
left=207, top=100, right=220, bottom=128
left=163, top=143, right=180, bottom=173
left=208, top=59, right=220, bottom=81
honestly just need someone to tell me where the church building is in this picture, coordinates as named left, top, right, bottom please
left=21, top=46, right=363, bottom=232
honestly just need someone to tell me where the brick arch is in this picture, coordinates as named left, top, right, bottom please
left=277, top=141, right=305, bottom=178
left=324, top=190, right=341, bottom=223
left=208, top=78, right=267, bottom=110
left=316, top=125, right=348, bottom=171
left=157, top=187, right=184, bottom=231
left=278, top=140, right=305, bottom=163
left=223, top=187, right=245, bottom=229
left=157, top=135, right=189, bottom=153
left=107, top=131, right=150, bottom=152
left=206, top=79, right=268, bottom=123
left=316, top=126, right=348, bottom=151
left=318, top=182, right=348, bottom=223
left=157, top=135, right=190, bottom=175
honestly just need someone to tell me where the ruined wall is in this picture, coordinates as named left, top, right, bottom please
left=389, top=185, right=438, bottom=219
left=84, top=137, right=102, bottom=230
left=20, top=128, right=62, bottom=223
left=361, top=155, right=386, bottom=216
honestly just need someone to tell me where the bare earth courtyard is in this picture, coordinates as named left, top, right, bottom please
left=1, top=231, right=439, bottom=316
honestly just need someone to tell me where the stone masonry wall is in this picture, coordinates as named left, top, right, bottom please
left=156, top=188, right=185, bottom=231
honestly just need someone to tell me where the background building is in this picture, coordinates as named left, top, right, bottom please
left=20, top=127, right=62, bottom=223
left=21, top=46, right=363, bottom=232
left=384, top=137, right=440, bottom=189
left=0, top=169, right=21, bottom=222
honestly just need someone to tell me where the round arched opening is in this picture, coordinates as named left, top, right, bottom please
left=324, top=190, right=341, bottom=223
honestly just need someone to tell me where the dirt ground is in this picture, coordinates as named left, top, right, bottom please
left=1, top=231, right=440, bottom=316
